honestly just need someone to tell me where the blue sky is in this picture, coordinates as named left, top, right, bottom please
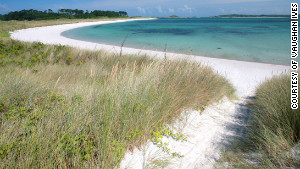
left=0, top=0, right=291, bottom=17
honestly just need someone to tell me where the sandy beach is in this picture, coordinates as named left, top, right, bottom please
left=10, top=18, right=289, bottom=97
left=10, top=18, right=290, bottom=168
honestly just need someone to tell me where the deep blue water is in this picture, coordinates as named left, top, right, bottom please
left=62, top=18, right=291, bottom=65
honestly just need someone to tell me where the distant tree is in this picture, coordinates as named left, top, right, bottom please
left=0, top=14, right=3, bottom=20
left=170, top=15, right=179, bottom=18
left=75, top=9, right=84, bottom=15
left=119, top=11, right=128, bottom=17
left=91, top=10, right=121, bottom=17
left=47, top=9, right=53, bottom=13
left=2, top=9, right=128, bottom=21
left=58, top=9, right=67, bottom=14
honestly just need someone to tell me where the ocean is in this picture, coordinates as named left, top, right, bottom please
left=62, top=18, right=291, bottom=65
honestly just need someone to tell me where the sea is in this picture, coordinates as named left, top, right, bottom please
left=62, top=18, right=291, bottom=65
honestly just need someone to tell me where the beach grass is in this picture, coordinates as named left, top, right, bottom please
left=218, top=74, right=300, bottom=168
left=0, top=20, right=234, bottom=168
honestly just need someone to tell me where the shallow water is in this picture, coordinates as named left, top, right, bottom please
left=62, top=18, right=291, bottom=65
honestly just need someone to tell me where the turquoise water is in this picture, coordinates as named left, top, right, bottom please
left=62, top=18, right=291, bottom=65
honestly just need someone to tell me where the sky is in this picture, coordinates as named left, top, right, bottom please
left=0, top=0, right=292, bottom=17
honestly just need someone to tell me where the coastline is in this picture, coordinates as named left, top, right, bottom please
left=10, top=18, right=290, bottom=168
left=10, top=18, right=289, bottom=97
left=61, top=33, right=289, bottom=67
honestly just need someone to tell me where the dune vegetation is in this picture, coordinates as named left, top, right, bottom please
left=220, top=74, right=300, bottom=169
left=0, top=19, right=234, bottom=168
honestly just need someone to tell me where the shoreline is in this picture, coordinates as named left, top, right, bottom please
left=10, top=18, right=289, bottom=97
left=61, top=33, right=289, bottom=67
left=9, top=18, right=290, bottom=168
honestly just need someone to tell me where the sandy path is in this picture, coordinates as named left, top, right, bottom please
left=10, top=18, right=289, bottom=168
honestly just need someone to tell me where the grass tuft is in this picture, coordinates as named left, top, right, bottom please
left=218, top=74, right=300, bottom=169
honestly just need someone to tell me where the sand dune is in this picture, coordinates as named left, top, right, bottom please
left=10, top=18, right=289, bottom=168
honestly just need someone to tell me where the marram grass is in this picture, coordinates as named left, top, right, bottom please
left=218, top=74, right=300, bottom=169
left=250, top=74, right=300, bottom=167
left=0, top=37, right=234, bottom=168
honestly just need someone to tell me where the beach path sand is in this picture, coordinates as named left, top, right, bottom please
left=11, top=18, right=289, bottom=168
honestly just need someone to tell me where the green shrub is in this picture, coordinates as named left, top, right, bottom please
left=66, top=55, right=73, bottom=65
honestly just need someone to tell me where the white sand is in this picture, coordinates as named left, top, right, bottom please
left=11, top=18, right=289, bottom=168
left=119, top=97, right=241, bottom=169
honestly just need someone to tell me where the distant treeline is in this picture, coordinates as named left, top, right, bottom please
left=0, top=9, right=128, bottom=21
left=215, top=14, right=291, bottom=18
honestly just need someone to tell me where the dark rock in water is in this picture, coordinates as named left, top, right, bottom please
left=93, top=25, right=102, bottom=29
left=217, top=48, right=222, bottom=50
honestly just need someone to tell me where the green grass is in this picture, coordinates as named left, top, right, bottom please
left=0, top=20, right=234, bottom=168
left=218, top=74, right=300, bottom=169
left=0, top=32, right=9, bottom=38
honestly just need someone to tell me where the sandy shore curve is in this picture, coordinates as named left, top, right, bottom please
left=10, top=18, right=290, bottom=168
left=10, top=18, right=289, bottom=97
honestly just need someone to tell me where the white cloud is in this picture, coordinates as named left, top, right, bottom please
left=156, top=6, right=163, bottom=13
left=180, top=5, right=195, bottom=13
left=137, top=6, right=146, bottom=14
left=168, top=8, right=175, bottom=13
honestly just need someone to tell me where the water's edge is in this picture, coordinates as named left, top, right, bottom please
left=62, top=18, right=290, bottom=65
